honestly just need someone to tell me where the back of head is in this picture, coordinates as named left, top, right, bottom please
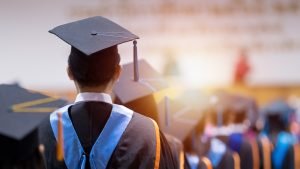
left=68, top=46, right=120, bottom=87
left=263, top=99, right=295, bottom=134
left=265, top=114, right=287, bottom=133
left=204, top=106, right=231, bottom=127
left=231, top=108, right=247, bottom=125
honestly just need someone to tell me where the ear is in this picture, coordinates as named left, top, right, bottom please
left=113, top=65, right=122, bottom=82
left=67, top=66, right=74, bottom=80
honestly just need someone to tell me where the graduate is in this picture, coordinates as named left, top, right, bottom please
left=39, top=16, right=177, bottom=169
left=225, top=104, right=255, bottom=169
left=114, top=59, right=194, bottom=169
left=183, top=94, right=238, bottom=169
left=258, top=100, right=296, bottom=169
left=0, top=84, right=66, bottom=169
left=195, top=106, right=237, bottom=169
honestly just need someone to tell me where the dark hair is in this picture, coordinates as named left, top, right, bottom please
left=264, top=114, right=287, bottom=133
left=232, top=109, right=247, bottom=124
left=203, top=106, right=231, bottom=126
left=68, top=46, right=120, bottom=87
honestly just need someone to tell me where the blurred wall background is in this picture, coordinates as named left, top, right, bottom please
left=1, top=0, right=300, bottom=96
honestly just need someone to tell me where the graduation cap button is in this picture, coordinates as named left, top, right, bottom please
left=91, top=31, right=97, bottom=36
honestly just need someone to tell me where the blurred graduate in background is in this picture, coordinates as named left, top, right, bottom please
left=114, top=59, right=201, bottom=169
left=258, top=100, right=298, bottom=169
left=0, top=84, right=66, bottom=169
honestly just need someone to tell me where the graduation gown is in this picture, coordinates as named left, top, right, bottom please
left=227, top=133, right=254, bottom=169
left=39, top=94, right=177, bottom=169
left=257, top=132, right=295, bottom=169
left=164, top=134, right=191, bottom=169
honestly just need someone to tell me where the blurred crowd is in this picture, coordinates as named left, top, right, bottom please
left=180, top=90, right=300, bottom=169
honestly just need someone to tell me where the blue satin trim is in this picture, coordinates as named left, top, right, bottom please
left=228, top=133, right=243, bottom=153
left=186, top=154, right=199, bottom=169
left=207, top=138, right=226, bottom=167
left=50, top=104, right=133, bottom=169
left=272, top=132, right=295, bottom=169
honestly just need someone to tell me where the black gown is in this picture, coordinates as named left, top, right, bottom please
left=164, top=134, right=191, bottom=169
left=257, top=136, right=295, bottom=169
left=224, top=134, right=254, bottom=169
left=39, top=101, right=178, bottom=169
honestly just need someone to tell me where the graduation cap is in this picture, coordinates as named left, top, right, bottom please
left=114, top=59, right=168, bottom=122
left=227, top=94, right=258, bottom=127
left=262, top=99, right=295, bottom=132
left=115, top=58, right=203, bottom=141
left=0, top=84, right=67, bottom=162
left=156, top=89, right=210, bottom=141
left=49, top=16, right=140, bottom=81
left=156, top=95, right=202, bottom=141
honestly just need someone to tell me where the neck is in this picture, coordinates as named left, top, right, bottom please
left=76, top=83, right=112, bottom=94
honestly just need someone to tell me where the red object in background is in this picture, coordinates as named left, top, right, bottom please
left=234, top=51, right=251, bottom=84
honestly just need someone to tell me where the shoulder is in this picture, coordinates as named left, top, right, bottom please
left=164, top=133, right=183, bottom=154
left=127, top=112, right=157, bottom=138
left=220, top=148, right=235, bottom=167
left=107, top=111, right=158, bottom=168
left=50, top=104, right=72, bottom=121
left=113, top=104, right=155, bottom=133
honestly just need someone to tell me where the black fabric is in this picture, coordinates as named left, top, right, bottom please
left=68, top=101, right=112, bottom=169
left=238, top=139, right=254, bottom=169
left=164, top=134, right=186, bottom=169
left=257, top=138, right=264, bottom=169
left=39, top=117, right=67, bottom=169
left=215, top=149, right=235, bottom=169
left=39, top=102, right=177, bottom=169
left=69, top=101, right=112, bottom=154
left=280, top=145, right=294, bottom=169
left=0, top=148, right=46, bottom=169
left=0, top=128, right=38, bottom=162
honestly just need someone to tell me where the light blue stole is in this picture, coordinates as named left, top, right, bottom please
left=272, top=132, right=295, bottom=169
left=207, top=138, right=226, bottom=168
left=186, top=153, right=200, bottom=169
left=50, top=104, right=133, bottom=169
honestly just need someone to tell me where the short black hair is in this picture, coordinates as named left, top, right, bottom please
left=68, top=46, right=120, bottom=87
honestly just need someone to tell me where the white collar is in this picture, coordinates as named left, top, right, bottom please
left=205, top=126, right=232, bottom=137
left=75, top=92, right=113, bottom=104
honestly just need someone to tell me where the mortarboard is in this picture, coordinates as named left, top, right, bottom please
left=114, top=59, right=168, bottom=122
left=49, top=16, right=141, bottom=81
left=154, top=89, right=208, bottom=141
left=0, top=84, right=67, bottom=162
left=156, top=95, right=201, bottom=141
left=263, top=99, right=295, bottom=116
left=262, top=99, right=295, bottom=131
